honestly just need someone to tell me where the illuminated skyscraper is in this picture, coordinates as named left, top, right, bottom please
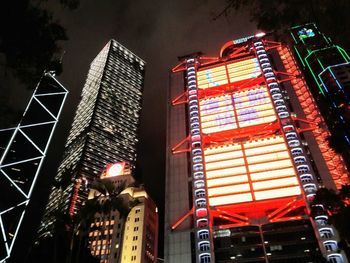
left=289, top=23, right=350, bottom=170
left=88, top=163, right=158, bottom=263
left=39, top=40, right=145, bottom=237
left=0, top=72, right=68, bottom=262
left=165, top=30, right=349, bottom=263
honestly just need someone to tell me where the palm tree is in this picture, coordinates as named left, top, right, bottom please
left=69, top=178, right=140, bottom=263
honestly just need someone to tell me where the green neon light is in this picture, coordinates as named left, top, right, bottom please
left=305, top=50, right=314, bottom=60
left=293, top=46, right=305, bottom=67
left=290, top=22, right=314, bottom=30
left=305, top=56, right=325, bottom=96
left=290, top=32, right=298, bottom=44
left=304, top=46, right=335, bottom=60
left=317, top=58, right=325, bottom=70
left=336, top=46, right=350, bottom=62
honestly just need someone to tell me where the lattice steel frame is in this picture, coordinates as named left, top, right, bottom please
left=0, top=72, right=68, bottom=262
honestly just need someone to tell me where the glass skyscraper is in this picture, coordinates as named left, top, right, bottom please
left=39, top=40, right=145, bottom=237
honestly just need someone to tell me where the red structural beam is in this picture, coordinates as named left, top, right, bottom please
left=171, top=207, right=194, bottom=230
left=267, top=197, right=306, bottom=222
left=172, top=91, right=187, bottom=106
left=270, top=215, right=304, bottom=223
left=197, top=75, right=265, bottom=100
left=214, top=208, right=249, bottom=222
left=219, top=41, right=252, bottom=58
left=202, top=121, right=281, bottom=146
left=217, top=222, right=249, bottom=229
left=171, top=136, right=190, bottom=154
left=199, top=56, right=221, bottom=67
left=172, top=60, right=187, bottom=73
left=213, top=196, right=304, bottom=220
left=263, top=40, right=282, bottom=51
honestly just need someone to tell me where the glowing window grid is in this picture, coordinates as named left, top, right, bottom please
left=199, top=86, right=276, bottom=134
left=196, top=58, right=261, bottom=89
left=204, top=136, right=301, bottom=206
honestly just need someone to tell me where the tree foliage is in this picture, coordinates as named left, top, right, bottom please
left=312, top=185, right=350, bottom=256
left=216, top=0, right=350, bottom=50
left=0, top=0, right=68, bottom=87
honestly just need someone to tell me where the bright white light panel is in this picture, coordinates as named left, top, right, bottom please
left=199, top=86, right=276, bottom=134
left=204, top=136, right=301, bottom=206
left=196, top=58, right=261, bottom=89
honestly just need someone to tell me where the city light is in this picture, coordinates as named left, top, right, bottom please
left=106, top=162, right=125, bottom=177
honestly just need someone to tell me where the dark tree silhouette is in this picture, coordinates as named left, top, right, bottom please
left=312, top=185, right=350, bottom=257
left=0, top=0, right=76, bottom=131
left=215, top=0, right=350, bottom=50
left=0, top=1, right=68, bottom=86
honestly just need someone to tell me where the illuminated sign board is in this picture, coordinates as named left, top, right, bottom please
left=104, top=162, right=125, bottom=177
left=196, top=57, right=299, bottom=207
left=199, top=86, right=276, bottom=134
left=298, top=28, right=315, bottom=40
left=204, top=136, right=301, bottom=206
left=232, top=35, right=254, bottom=45
left=196, top=58, right=261, bottom=89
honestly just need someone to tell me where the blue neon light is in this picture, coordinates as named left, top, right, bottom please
left=298, top=28, right=315, bottom=39
left=205, top=70, right=220, bottom=87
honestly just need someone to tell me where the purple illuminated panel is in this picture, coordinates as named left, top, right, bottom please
left=199, top=87, right=276, bottom=134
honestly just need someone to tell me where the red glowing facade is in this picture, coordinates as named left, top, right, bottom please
left=165, top=33, right=348, bottom=263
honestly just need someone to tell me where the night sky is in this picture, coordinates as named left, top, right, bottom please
left=10, top=0, right=256, bottom=260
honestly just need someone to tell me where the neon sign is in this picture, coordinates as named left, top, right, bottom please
left=298, top=28, right=315, bottom=40
left=105, top=162, right=125, bottom=177
left=199, top=87, right=276, bottom=134
left=196, top=58, right=261, bottom=89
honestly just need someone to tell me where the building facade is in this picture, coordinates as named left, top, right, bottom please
left=88, top=163, right=158, bottom=263
left=165, top=30, right=349, bottom=263
left=0, top=72, right=68, bottom=262
left=39, top=40, right=145, bottom=237
left=289, top=23, right=350, bottom=170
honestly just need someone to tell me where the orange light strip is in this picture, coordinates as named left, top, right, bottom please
left=171, top=207, right=194, bottom=230
left=278, top=46, right=349, bottom=188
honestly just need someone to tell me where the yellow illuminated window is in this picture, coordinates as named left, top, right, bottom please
left=250, top=167, right=296, bottom=181
left=248, top=159, right=294, bottom=173
left=197, top=66, right=228, bottom=89
left=246, top=151, right=290, bottom=164
left=206, top=175, right=248, bottom=187
left=204, top=144, right=242, bottom=155
left=202, top=124, right=237, bottom=134
left=203, top=134, right=301, bottom=206
left=252, top=177, right=299, bottom=190
left=205, top=158, right=245, bottom=171
left=204, top=150, right=243, bottom=163
left=206, top=166, right=247, bottom=179
left=209, top=193, right=253, bottom=206
left=254, top=186, right=301, bottom=200
left=208, top=183, right=250, bottom=196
